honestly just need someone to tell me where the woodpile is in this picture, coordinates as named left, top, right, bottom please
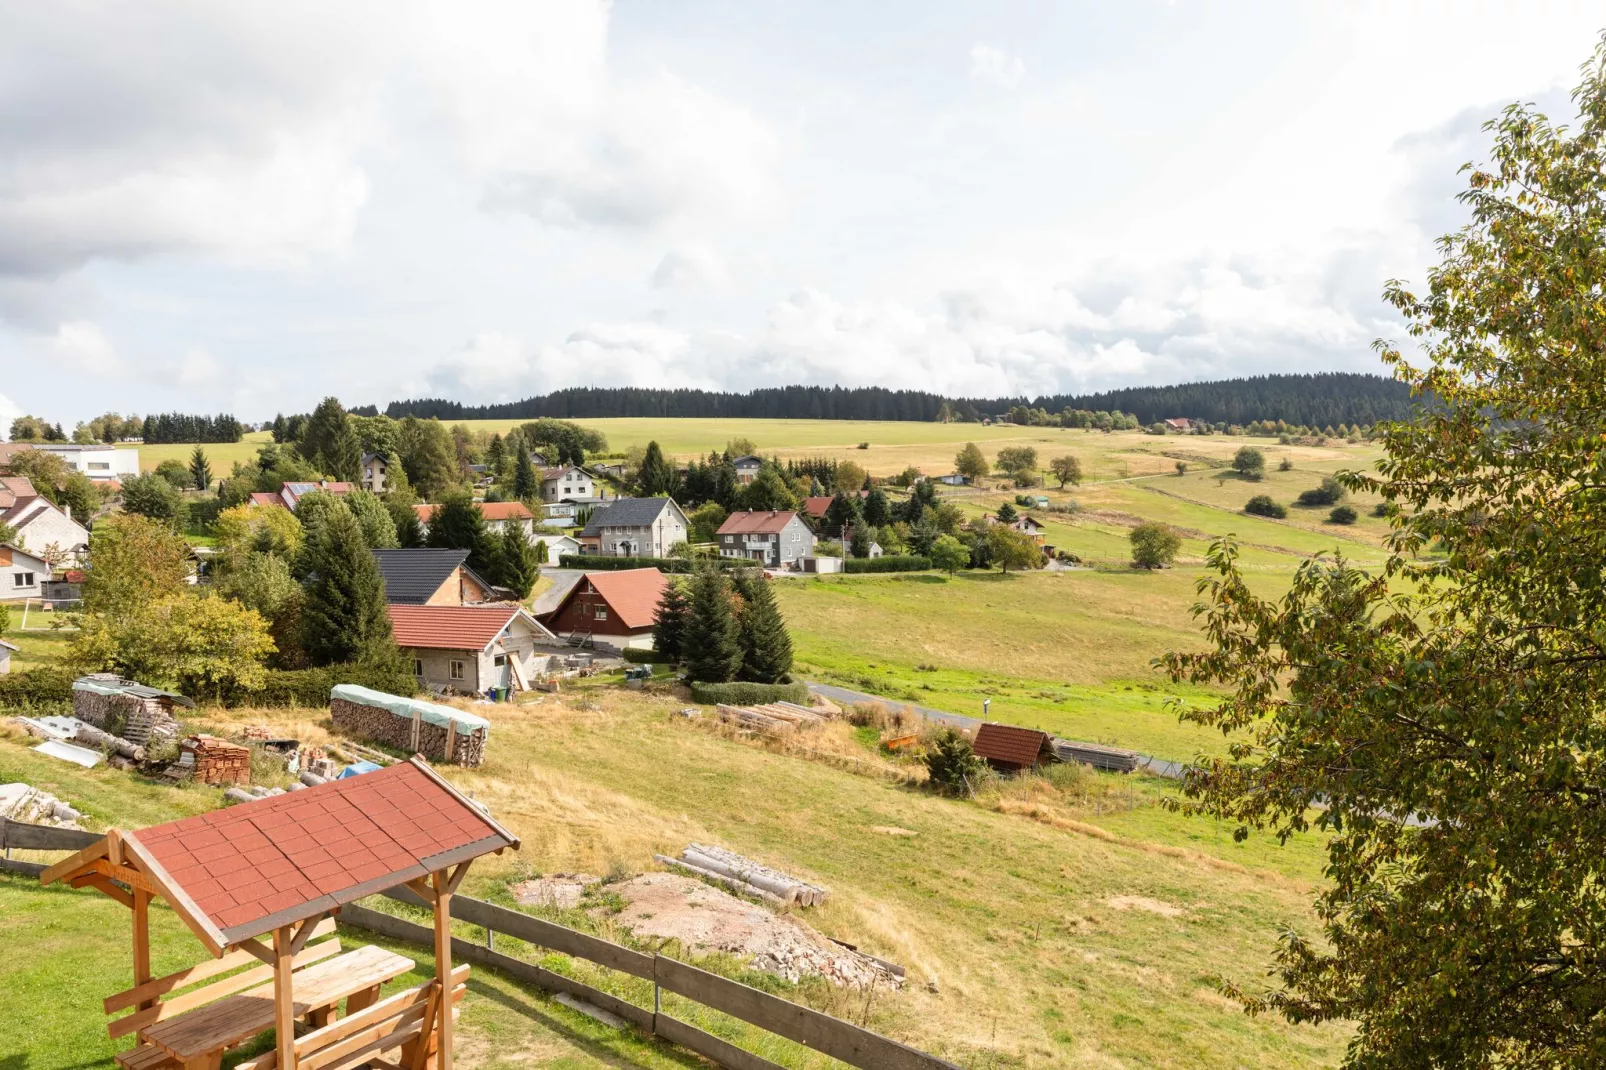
left=175, top=735, right=252, bottom=785
left=715, top=702, right=830, bottom=733
left=329, top=694, right=488, bottom=767
left=1053, top=739, right=1143, bottom=773
left=71, top=675, right=185, bottom=746
left=659, top=843, right=831, bottom=907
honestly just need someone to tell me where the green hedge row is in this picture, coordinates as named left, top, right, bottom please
left=224, top=665, right=419, bottom=708
left=558, top=555, right=742, bottom=573
left=0, top=667, right=75, bottom=712
left=620, top=648, right=661, bottom=664
left=690, top=680, right=810, bottom=706
left=843, top=555, right=931, bottom=574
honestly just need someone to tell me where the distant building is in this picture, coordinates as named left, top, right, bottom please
left=250, top=481, right=354, bottom=510
left=540, top=466, right=596, bottom=502
left=1163, top=418, right=1193, bottom=432
left=359, top=453, right=390, bottom=493
left=0, top=477, right=88, bottom=563
left=731, top=456, right=763, bottom=485
left=387, top=603, right=560, bottom=694
left=1, top=543, right=53, bottom=599
left=579, top=497, right=689, bottom=558
left=716, top=510, right=815, bottom=569
left=478, top=501, right=536, bottom=540
left=371, top=549, right=494, bottom=606
left=530, top=533, right=580, bottom=563
left=971, top=723, right=1055, bottom=773
left=34, top=443, right=140, bottom=482
left=539, top=568, right=669, bottom=651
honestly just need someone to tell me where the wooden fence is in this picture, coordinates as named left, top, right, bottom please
left=2, top=819, right=961, bottom=1070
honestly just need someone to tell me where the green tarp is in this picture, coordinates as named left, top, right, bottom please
left=329, top=684, right=490, bottom=736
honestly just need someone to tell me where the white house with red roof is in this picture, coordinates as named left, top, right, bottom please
left=716, top=510, right=815, bottom=569
left=539, top=465, right=596, bottom=502
left=0, top=476, right=88, bottom=565
left=387, top=603, right=560, bottom=694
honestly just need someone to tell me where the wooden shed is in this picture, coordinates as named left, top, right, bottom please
left=41, top=756, right=519, bottom=1070
left=971, top=722, right=1056, bottom=773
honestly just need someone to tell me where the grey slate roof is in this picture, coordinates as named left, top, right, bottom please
left=372, top=548, right=472, bottom=604
left=580, top=497, right=676, bottom=536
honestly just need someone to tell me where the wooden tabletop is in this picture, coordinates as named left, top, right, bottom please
left=140, top=945, right=414, bottom=1061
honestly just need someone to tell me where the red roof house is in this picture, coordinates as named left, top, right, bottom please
left=387, top=604, right=558, bottom=693
left=971, top=722, right=1055, bottom=773
left=538, top=568, right=669, bottom=651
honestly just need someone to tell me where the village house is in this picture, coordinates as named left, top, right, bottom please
left=249, top=480, right=354, bottom=510
left=539, top=497, right=608, bottom=528
left=387, top=603, right=561, bottom=694
left=531, top=533, right=580, bottom=563
left=731, top=455, right=764, bottom=484
left=539, top=567, right=668, bottom=651
left=540, top=465, right=596, bottom=502
left=479, top=501, right=535, bottom=539
left=579, top=497, right=688, bottom=557
left=359, top=452, right=389, bottom=492
left=717, top=510, right=816, bottom=569
left=34, top=442, right=140, bottom=482
left=372, top=548, right=493, bottom=606
left=971, top=722, right=1056, bottom=773
left=1, top=543, right=53, bottom=599
left=1163, top=417, right=1193, bottom=432
left=800, top=491, right=868, bottom=522
left=988, top=513, right=1048, bottom=544
left=0, top=477, right=89, bottom=563
left=935, top=473, right=968, bottom=486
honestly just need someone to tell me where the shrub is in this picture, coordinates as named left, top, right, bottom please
left=856, top=442, right=870, bottom=450
left=925, top=729, right=985, bottom=794
left=558, top=555, right=741, bottom=573
left=1232, top=446, right=1265, bottom=481
left=0, top=667, right=76, bottom=712
left=1278, top=456, right=1294, bottom=471
left=620, top=647, right=661, bottom=664
left=1372, top=502, right=1392, bottom=518
left=1328, top=505, right=1359, bottom=525
left=689, top=680, right=809, bottom=706
left=1296, top=476, right=1347, bottom=507
left=219, top=663, right=417, bottom=708
left=1244, top=495, right=1288, bottom=519
left=1129, top=522, right=1181, bottom=569
left=843, top=555, right=931, bottom=573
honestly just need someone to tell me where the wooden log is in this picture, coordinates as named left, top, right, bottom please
left=73, top=722, right=146, bottom=761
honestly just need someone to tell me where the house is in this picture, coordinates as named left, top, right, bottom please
left=579, top=497, right=689, bottom=557
left=388, top=603, right=560, bottom=694
left=539, top=496, right=608, bottom=527
left=971, top=722, right=1056, bottom=773
left=371, top=549, right=493, bottom=606
left=250, top=480, right=354, bottom=510
left=1163, top=418, right=1192, bottom=432
left=935, top=473, right=968, bottom=486
left=800, top=491, right=868, bottom=521
left=0, top=638, right=15, bottom=674
left=540, top=465, right=596, bottom=502
left=359, top=453, right=389, bottom=493
left=0, top=477, right=89, bottom=563
left=716, top=511, right=816, bottom=569
left=1, top=544, right=52, bottom=600
left=731, top=455, right=763, bottom=485
left=988, top=513, right=1047, bottom=544
left=865, top=541, right=884, bottom=558
left=479, top=501, right=535, bottom=539
left=34, top=443, right=140, bottom=482
left=538, top=568, right=669, bottom=651
left=531, top=533, right=580, bottom=563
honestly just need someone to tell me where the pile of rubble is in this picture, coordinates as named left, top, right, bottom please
left=0, top=782, right=82, bottom=828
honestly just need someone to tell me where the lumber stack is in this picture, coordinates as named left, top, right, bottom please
left=662, top=843, right=832, bottom=907
left=178, top=735, right=252, bottom=785
left=1053, top=739, right=1143, bottom=773
left=715, top=701, right=829, bottom=733
left=329, top=694, right=488, bottom=767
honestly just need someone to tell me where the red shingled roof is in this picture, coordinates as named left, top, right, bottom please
left=801, top=492, right=867, bottom=519
left=717, top=510, right=799, bottom=535
left=547, top=568, right=668, bottom=631
left=971, top=722, right=1053, bottom=770
left=387, top=604, right=548, bottom=650
left=478, top=501, right=533, bottom=522
left=129, top=758, right=518, bottom=943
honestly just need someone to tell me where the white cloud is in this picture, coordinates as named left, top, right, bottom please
left=0, top=391, right=21, bottom=438
left=33, top=322, right=120, bottom=376
left=651, top=247, right=730, bottom=290
left=969, top=45, right=1025, bottom=91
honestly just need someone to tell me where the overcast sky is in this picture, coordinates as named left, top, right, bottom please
left=1, top=2, right=1602, bottom=430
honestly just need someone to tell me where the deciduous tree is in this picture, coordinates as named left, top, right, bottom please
left=954, top=442, right=988, bottom=482
left=930, top=534, right=969, bottom=575
left=1048, top=455, right=1083, bottom=488
left=119, top=473, right=189, bottom=531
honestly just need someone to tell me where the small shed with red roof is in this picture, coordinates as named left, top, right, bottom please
left=538, top=568, right=668, bottom=651
left=41, top=756, right=518, bottom=1069
left=387, top=603, right=559, bottom=694
left=971, top=722, right=1056, bottom=773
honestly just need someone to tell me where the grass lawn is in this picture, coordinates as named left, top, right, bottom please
left=2, top=604, right=79, bottom=672
left=137, top=432, right=272, bottom=475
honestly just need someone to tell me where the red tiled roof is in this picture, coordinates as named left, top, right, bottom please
left=717, top=510, right=799, bottom=535
left=0, top=476, right=38, bottom=509
left=130, top=758, right=519, bottom=943
left=387, top=603, right=549, bottom=650
left=249, top=492, right=284, bottom=508
left=971, top=722, right=1052, bottom=769
left=478, top=501, right=533, bottom=522
left=413, top=504, right=437, bottom=522
left=561, top=568, right=668, bottom=631
left=801, top=492, right=867, bottom=519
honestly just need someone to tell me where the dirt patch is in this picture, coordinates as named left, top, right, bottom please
left=870, top=826, right=917, bottom=836
left=511, top=873, right=601, bottom=910
left=1105, top=895, right=1185, bottom=918
left=606, top=873, right=900, bottom=987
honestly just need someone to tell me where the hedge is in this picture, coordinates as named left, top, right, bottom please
left=690, top=680, right=810, bottom=706
left=0, top=667, right=76, bottom=712
left=558, top=555, right=742, bottom=573
left=221, top=664, right=419, bottom=709
left=843, top=555, right=931, bottom=574
left=621, top=648, right=661, bottom=664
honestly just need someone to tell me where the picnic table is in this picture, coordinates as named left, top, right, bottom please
left=139, top=945, right=414, bottom=1069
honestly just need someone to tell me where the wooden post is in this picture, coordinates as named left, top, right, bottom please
left=273, top=925, right=296, bottom=1070
left=432, top=870, right=453, bottom=1070
left=132, top=888, right=153, bottom=1010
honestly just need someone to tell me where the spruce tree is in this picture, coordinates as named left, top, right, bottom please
left=638, top=440, right=676, bottom=496
left=735, top=573, right=792, bottom=683
left=301, top=501, right=398, bottom=666
left=425, top=492, right=494, bottom=575
left=299, top=397, right=362, bottom=481
left=849, top=524, right=871, bottom=558
left=492, top=524, right=540, bottom=598
left=652, top=579, right=689, bottom=662
left=486, top=434, right=506, bottom=481
left=512, top=437, right=539, bottom=501
left=189, top=446, right=212, bottom=491
left=823, top=492, right=856, bottom=538
left=862, top=486, right=890, bottom=528
left=682, top=568, right=741, bottom=682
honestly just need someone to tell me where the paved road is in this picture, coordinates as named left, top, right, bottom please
left=804, top=681, right=1186, bottom=779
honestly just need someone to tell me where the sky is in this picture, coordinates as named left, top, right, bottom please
left=0, top=1, right=1602, bottom=431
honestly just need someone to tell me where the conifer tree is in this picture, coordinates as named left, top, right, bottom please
left=637, top=440, right=677, bottom=496
left=823, top=492, right=856, bottom=538
left=492, top=524, right=540, bottom=598
left=652, top=579, right=689, bottom=662
left=682, top=568, right=741, bottom=682
left=299, top=397, right=362, bottom=480
left=734, top=573, right=792, bottom=683
left=862, top=486, right=891, bottom=528
left=425, top=492, right=494, bottom=575
left=189, top=446, right=212, bottom=491
left=345, top=489, right=398, bottom=549
left=511, top=436, right=539, bottom=501
left=486, top=434, right=506, bottom=481
left=849, top=524, right=871, bottom=558
left=301, top=501, right=398, bottom=666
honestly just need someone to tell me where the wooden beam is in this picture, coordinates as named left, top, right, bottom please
left=235, top=937, right=278, bottom=968
left=444, top=861, right=470, bottom=896
left=274, top=925, right=296, bottom=1070
left=37, top=834, right=109, bottom=886
left=105, top=920, right=336, bottom=1013
left=106, top=939, right=343, bottom=1039
left=70, top=873, right=134, bottom=908
left=106, top=828, right=124, bottom=867
left=90, top=859, right=162, bottom=896
left=432, top=869, right=453, bottom=1070
left=132, top=888, right=153, bottom=1011
left=290, top=913, right=326, bottom=956
left=404, top=878, right=437, bottom=904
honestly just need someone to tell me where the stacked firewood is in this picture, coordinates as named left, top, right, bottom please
left=176, top=735, right=252, bottom=785
left=715, top=702, right=830, bottom=733
left=329, top=696, right=487, bottom=767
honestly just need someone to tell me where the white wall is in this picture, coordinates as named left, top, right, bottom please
left=11, top=500, right=89, bottom=562
left=37, top=445, right=140, bottom=480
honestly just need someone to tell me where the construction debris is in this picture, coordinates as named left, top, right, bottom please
left=1053, top=739, right=1143, bottom=773
left=71, top=722, right=144, bottom=762
left=172, top=735, right=251, bottom=785
left=33, top=740, right=102, bottom=768
left=239, top=725, right=273, bottom=742
left=715, top=702, right=831, bottom=733
left=512, top=873, right=601, bottom=910
left=663, top=843, right=831, bottom=907
left=0, top=783, right=82, bottom=827
left=224, top=785, right=287, bottom=805
left=329, top=685, right=489, bottom=767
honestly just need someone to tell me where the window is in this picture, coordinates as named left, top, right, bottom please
left=493, top=654, right=506, bottom=666
left=595, top=607, right=608, bottom=621
left=449, top=660, right=466, bottom=681
left=413, top=659, right=424, bottom=677
left=14, top=572, right=36, bottom=588
left=88, top=462, right=110, bottom=471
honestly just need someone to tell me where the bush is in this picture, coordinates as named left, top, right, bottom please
left=1372, top=502, right=1392, bottom=518
left=1233, top=445, right=1266, bottom=480
left=925, top=729, right=985, bottom=794
left=1244, top=495, right=1288, bottom=519
left=1129, top=522, right=1182, bottom=569
left=620, top=647, right=661, bottom=664
left=1296, top=477, right=1347, bottom=507
left=558, top=555, right=743, bottom=573
left=220, top=663, right=418, bottom=708
left=843, top=555, right=931, bottom=574
left=0, top=667, right=76, bottom=712
left=1328, top=505, right=1359, bottom=525
left=186, top=497, right=225, bottom=533
left=690, top=680, right=809, bottom=706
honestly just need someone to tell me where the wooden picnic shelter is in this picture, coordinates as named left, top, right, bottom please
left=40, top=756, right=520, bottom=1070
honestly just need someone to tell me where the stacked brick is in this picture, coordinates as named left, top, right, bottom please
left=329, top=695, right=488, bottom=767
left=178, top=735, right=252, bottom=785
